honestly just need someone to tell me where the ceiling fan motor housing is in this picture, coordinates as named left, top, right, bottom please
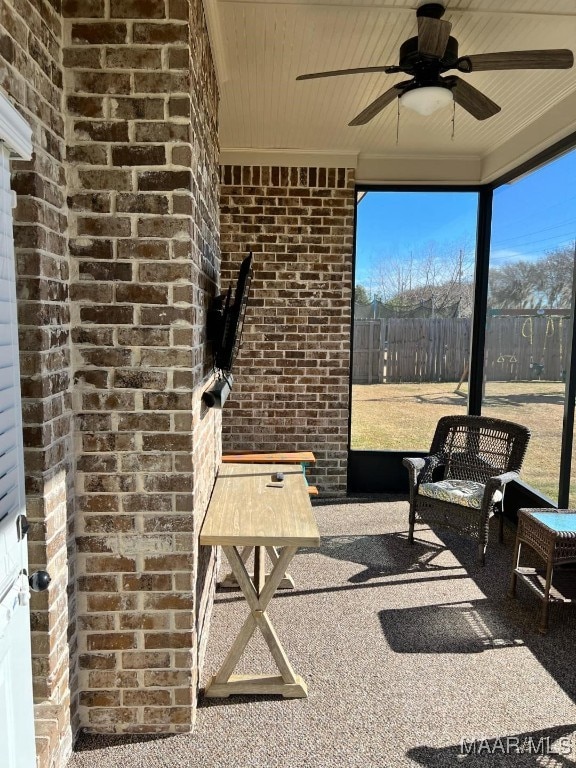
left=416, top=3, right=446, bottom=19
left=399, top=35, right=459, bottom=71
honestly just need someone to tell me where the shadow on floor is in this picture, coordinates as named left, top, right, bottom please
left=379, top=599, right=523, bottom=654
left=313, top=515, right=576, bottom=702
left=407, top=724, right=576, bottom=767
left=74, top=733, right=177, bottom=752
left=305, top=531, right=452, bottom=579
left=413, top=391, right=565, bottom=408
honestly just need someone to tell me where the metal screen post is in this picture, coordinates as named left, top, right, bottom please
left=558, top=241, right=576, bottom=507
left=468, top=187, right=493, bottom=415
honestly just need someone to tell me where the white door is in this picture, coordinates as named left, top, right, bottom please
left=0, top=142, right=36, bottom=768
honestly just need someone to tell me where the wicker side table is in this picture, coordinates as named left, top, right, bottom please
left=509, top=509, right=576, bottom=634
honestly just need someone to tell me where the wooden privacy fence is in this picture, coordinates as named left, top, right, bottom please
left=485, top=314, right=570, bottom=382
left=352, top=319, right=387, bottom=383
left=386, top=318, right=470, bottom=383
left=353, top=315, right=571, bottom=384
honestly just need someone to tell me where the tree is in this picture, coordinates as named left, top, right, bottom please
left=355, top=284, right=371, bottom=304
left=387, top=279, right=474, bottom=317
left=534, top=246, right=574, bottom=307
left=488, top=260, right=538, bottom=309
left=366, top=240, right=476, bottom=317
left=488, top=244, right=575, bottom=309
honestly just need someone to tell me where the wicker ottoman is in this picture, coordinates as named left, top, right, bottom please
left=509, top=508, right=576, bottom=633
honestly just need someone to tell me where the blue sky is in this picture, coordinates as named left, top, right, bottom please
left=355, top=148, right=576, bottom=293
left=491, top=150, right=576, bottom=265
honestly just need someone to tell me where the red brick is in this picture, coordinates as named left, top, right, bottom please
left=63, top=0, right=105, bottom=17
left=87, top=633, right=136, bottom=651
left=112, top=145, right=166, bottom=167
left=80, top=306, right=134, bottom=324
left=110, top=98, right=164, bottom=120
left=143, top=632, right=193, bottom=650
left=121, top=652, right=170, bottom=669
left=115, top=285, right=168, bottom=304
left=71, top=23, right=127, bottom=44
left=137, top=170, right=191, bottom=191
left=132, top=23, right=188, bottom=44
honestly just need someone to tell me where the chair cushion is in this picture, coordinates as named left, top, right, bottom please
left=418, top=479, right=503, bottom=510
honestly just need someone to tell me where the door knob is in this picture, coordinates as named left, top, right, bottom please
left=28, top=571, right=51, bottom=592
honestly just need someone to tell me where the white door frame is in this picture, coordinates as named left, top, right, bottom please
left=0, top=94, right=35, bottom=768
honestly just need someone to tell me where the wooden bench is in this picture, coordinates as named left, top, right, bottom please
left=222, top=451, right=315, bottom=464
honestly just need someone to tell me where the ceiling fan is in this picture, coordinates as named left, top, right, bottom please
left=296, top=3, right=574, bottom=124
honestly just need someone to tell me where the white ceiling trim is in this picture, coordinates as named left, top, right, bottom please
left=356, top=153, right=482, bottom=185
left=203, top=0, right=229, bottom=84
left=219, top=148, right=359, bottom=167
left=481, top=89, right=576, bottom=183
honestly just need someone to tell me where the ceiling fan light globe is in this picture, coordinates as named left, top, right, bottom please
left=400, top=86, right=454, bottom=115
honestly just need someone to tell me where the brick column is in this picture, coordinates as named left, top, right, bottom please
left=64, top=0, right=220, bottom=733
left=2, top=0, right=76, bottom=763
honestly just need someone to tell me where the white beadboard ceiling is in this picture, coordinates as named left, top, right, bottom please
left=205, top=0, right=576, bottom=183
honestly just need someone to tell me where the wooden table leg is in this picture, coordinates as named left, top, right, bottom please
left=254, top=545, right=265, bottom=595
left=219, top=545, right=295, bottom=590
left=508, top=538, right=522, bottom=598
left=219, top=546, right=252, bottom=588
left=265, top=546, right=295, bottom=588
left=538, top=557, right=554, bottom=635
left=204, top=545, right=308, bottom=699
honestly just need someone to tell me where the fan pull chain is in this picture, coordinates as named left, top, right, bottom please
left=451, top=100, right=456, bottom=140
left=396, top=98, right=400, bottom=144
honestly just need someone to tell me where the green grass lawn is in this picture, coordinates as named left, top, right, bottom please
left=351, top=380, right=573, bottom=504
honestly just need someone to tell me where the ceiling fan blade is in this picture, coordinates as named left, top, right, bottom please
left=417, top=16, right=452, bottom=58
left=450, top=76, right=501, bottom=120
left=349, top=86, right=401, bottom=126
left=459, top=49, right=574, bottom=72
left=296, top=65, right=401, bottom=81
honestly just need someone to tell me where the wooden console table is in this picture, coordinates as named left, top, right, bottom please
left=220, top=451, right=317, bottom=588
left=200, top=462, right=320, bottom=698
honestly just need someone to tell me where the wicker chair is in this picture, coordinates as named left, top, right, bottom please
left=403, top=415, right=531, bottom=564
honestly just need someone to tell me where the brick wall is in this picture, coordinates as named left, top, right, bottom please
left=1, top=1, right=75, bottom=765
left=64, top=0, right=220, bottom=734
left=1, top=0, right=222, bottom=759
left=219, top=166, right=355, bottom=495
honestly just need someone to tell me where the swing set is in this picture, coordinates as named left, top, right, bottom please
left=455, top=313, right=566, bottom=392
left=519, top=315, right=560, bottom=380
